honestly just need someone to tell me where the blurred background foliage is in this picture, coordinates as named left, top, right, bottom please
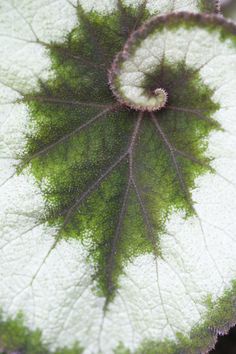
left=210, top=326, right=236, bottom=354
left=222, top=0, right=236, bottom=19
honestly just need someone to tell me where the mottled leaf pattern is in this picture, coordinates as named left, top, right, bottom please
left=0, top=1, right=236, bottom=354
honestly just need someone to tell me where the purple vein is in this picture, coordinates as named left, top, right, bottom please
left=61, top=150, right=129, bottom=228
left=24, top=95, right=111, bottom=108
left=132, top=177, right=159, bottom=256
left=104, top=112, right=143, bottom=297
left=167, top=105, right=217, bottom=125
left=124, top=112, right=160, bottom=256
left=43, top=42, right=106, bottom=69
left=151, top=112, right=195, bottom=213
left=131, top=0, right=148, bottom=32
left=105, top=180, right=131, bottom=297
left=60, top=113, right=143, bottom=250
left=22, top=104, right=119, bottom=166
left=175, top=149, right=213, bottom=171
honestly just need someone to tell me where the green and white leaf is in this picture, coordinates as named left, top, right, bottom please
left=0, top=1, right=236, bottom=354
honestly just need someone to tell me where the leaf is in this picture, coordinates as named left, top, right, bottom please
left=0, top=310, right=83, bottom=354
left=1, top=1, right=236, bottom=354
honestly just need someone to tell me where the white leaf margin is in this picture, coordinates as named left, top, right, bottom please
left=0, top=1, right=236, bottom=354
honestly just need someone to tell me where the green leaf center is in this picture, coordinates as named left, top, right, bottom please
left=20, top=5, right=220, bottom=303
